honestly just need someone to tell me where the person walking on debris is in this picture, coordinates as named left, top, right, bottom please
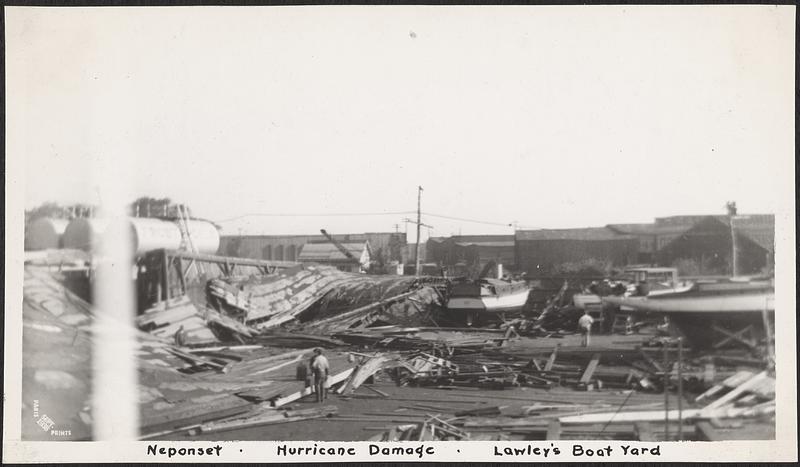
left=578, top=310, right=594, bottom=347
left=310, top=348, right=330, bottom=403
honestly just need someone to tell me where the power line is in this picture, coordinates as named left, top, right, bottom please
left=215, top=211, right=415, bottom=223
left=421, top=211, right=514, bottom=227
left=215, top=210, right=541, bottom=230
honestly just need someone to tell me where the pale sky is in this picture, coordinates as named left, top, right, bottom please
left=5, top=6, right=795, bottom=240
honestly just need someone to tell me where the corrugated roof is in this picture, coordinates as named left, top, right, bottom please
left=653, top=214, right=774, bottom=252
left=450, top=235, right=514, bottom=243
left=455, top=241, right=515, bottom=247
left=606, top=223, right=660, bottom=235
left=721, top=215, right=775, bottom=251
left=297, top=242, right=368, bottom=262
left=430, top=235, right=515, bottom=248
left=516, top=227, right=632, bottom=241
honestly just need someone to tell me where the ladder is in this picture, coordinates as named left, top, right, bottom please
left=176, top=204, right=205, bottom=275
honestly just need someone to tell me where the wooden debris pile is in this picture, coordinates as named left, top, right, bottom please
left=22, top=265, right=95, bottom=440
left=211, top=264, right=443, bottom=331
left=332, top=326, right=518, bottom=354
left=181, top=405, right=339, bottom=436
left=357, top=366, right=775, bottom=442
left=136, top=264, right=443, bottom=347
left=22, top=264, right=375, bottom=440
left=368, top=414, right=471, bottom=441
left=136, top=295, right=258, bottom=347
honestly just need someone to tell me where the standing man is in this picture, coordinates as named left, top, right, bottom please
left=578, top=310, right=595, bottom=347
left=310, top=348, right=330, bottom=403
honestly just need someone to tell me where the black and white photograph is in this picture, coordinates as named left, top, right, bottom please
left=3, top=4, right=796, bottom=463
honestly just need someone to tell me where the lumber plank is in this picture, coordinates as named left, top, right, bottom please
left=579, top=353, right=601, bottom=384
left=166, top=347, right=229, bottom=372
left=544, top=345, right=559, bottom=371
left=694, top=370, right=753, bottom=403
left=363, top=385, right=390, bottom=398
left=701, top=371, right=768, bottom=412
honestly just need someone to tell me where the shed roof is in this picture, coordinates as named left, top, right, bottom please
left=717, top=215, right=775, bottom=251
left=297, top=242, right=369, bottom=262
left=515, top=227, right=632, bottom=241
left=606, top=223, right=661, bottom=235
left=606, top=223, right=695, bottom=236
left=455, top=241, right=515, bottom=247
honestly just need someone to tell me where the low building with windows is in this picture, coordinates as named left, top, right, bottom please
left=426, top=235, right=515, bottom=276
left=218, top=232, right=405, bottom=266
left=296, top=241, right=371, bottom=273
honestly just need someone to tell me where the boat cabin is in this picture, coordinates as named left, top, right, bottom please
left=624, top=267, right=679, bottom=287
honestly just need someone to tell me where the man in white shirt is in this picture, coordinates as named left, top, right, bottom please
left=310, top=348, right=330, bottom=402
left=578, top=311, right=595, bottom=347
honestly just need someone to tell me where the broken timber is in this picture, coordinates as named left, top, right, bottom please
left=579, top=353, right=601, bottom=385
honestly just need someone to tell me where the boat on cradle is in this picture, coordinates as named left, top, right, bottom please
left=602, top=279, right=774, bottom=350
left=446, top=278, right=531, bottom=326
left=601, top=280, right=774, bottom=314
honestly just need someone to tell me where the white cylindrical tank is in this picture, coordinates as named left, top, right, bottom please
left=25, top=218, right=69, bottom=250
left=64, top=217, right=220, bottom=256
left=179, top=220, right=220, bottom=254
left=129, top=217, right=182, bottom=255
left=62, top=218, right=109, bottom=252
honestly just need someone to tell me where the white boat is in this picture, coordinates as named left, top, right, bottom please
left=446, top=278, right=530, bottom=325
left=602, top=292, right=774, bottom=313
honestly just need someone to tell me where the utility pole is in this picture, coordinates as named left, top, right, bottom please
left=726, top=201, right=738, bottom=277
left=415, top=186, right=423, bottom=276
left=402, top=187, right=432, bottom=276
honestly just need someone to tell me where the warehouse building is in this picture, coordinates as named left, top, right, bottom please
left=219, top=232, right=406, bottom=265
left=652, top=214, right=774, bottom=276
left=514, top=227, right=638, bottom=277
left=609, top=214, right=774, bottom=276
left=426, top=235, right=515, bottom=276
left=296, top=241, right=371, bottom=273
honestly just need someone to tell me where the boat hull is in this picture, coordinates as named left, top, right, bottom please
left=447, top=288, right=531, bottom=314
left=602, top=293, right=774, bottom=313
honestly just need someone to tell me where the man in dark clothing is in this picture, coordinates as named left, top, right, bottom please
left=310, top=348, right=330, bottom=402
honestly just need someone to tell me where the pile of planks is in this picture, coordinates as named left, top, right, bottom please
left=368, top=414, right=471, bottom=441
left=186, top=405, right=339, bottom=436
left=214, top=264, right=441, bottom=330
left=140, top=264, right=444, bottom=346
left=332, top=326, right=518, bottom=355
left=136, top=295, right=258, bottom=347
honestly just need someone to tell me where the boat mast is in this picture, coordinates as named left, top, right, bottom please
left=415, top=185, right=423, bottom=276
